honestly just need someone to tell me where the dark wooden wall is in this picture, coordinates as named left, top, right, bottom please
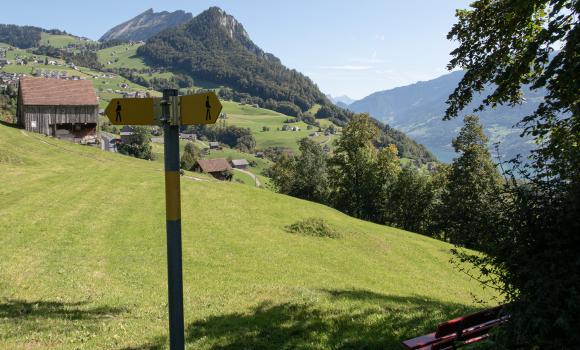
left=19, top=105, right=98, bottom=136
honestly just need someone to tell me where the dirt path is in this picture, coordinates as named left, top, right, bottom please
left=234, top=168, right=261, bottom=187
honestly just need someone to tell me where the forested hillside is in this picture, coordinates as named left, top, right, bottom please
left=0, top=24, right=74, bottom=49
left=138, top=8, right=328, bottom=117
left=137, top=7, right=435, bottom=162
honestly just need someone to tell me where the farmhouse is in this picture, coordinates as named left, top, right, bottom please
left=209, top=141, right=220, bottom=150
left=231, top=159, right=249, bottom=170
left=17, top=77, right=99, bottom=143
left=179, top=132, right=197, bottom=141
left=194, top=159, right=232, bottom=180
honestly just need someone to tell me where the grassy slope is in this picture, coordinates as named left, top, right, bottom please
left=96, top=43, right=148, bottom=70
left=39, top=33, right=95, bottom=48
left=223, top=101, right=334, bottom=152
left=0, top=124, right=494, bottom=349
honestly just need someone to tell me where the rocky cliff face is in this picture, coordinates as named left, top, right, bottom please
left=99, top=8, right=192, bottom=42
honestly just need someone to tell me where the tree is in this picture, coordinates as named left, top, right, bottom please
left=383, top=166, right=435, bottom=235
left=236, top=134, right=256, bottom=153
left=180, top=142, right=200, bottom=171
left=329, top=114, right=384, bottom=221
left=117, top=126, right=153, bottom=160
left=438, top=115, right=500, bottom=249
left=270, top=138, right=330, bottom=204
left=445, top=2, right=579, bottom=347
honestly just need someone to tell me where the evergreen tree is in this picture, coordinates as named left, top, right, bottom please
left=439, top=115, right=500, bottom=248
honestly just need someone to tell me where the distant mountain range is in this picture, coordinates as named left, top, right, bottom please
left=348, top=71, right=542, bottom=162
left=99, top=9, right=192, bottom=42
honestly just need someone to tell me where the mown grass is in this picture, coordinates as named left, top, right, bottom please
left=0, top=124, right=495, bottom=349
left=222, top=101, right=334, bottom=152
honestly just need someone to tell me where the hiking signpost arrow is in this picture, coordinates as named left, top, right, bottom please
left=104, top=97, right=162, bottom=125
left=180, top=91, right=223, bottom=125
left=104, top=90, right=223, bottom=350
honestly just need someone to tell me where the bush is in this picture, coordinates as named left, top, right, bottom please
left=117, top=126, right=153, bottom=160
left=285, top=217, right=340, bottom=238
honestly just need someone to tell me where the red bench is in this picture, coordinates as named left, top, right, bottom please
left=402, top=305, right=509, bottom=350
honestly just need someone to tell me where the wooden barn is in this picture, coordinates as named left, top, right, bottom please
left=17, top=77, right=99, bottom=143
left=194, top=159, right=232, bottom=181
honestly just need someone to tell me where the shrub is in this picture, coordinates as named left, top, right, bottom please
left=285, top=217, right=340, bottom=238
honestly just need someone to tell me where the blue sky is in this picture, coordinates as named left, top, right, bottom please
left=1, top=0, right=471, bottom=99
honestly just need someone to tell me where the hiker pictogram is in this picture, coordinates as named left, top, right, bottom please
left=205, top=96, right=211, bottom=120
left=116, top=101, right=122, bottom=122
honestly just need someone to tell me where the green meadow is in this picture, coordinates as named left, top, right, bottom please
left=222, top=101, right=335, bottom=152
left=39, top=33, right=95, bottom=48
left=0, top=124, right=495, bottom=349
left=97, top=43, right=149, bottom=70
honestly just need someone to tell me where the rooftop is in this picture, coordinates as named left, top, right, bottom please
left=196, top=158, right=231, bottom=173
left=19, top=77, right=98, bottom=106
left=231, top=159, right=249, bottom=166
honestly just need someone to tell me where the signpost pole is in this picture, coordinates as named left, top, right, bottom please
left=162, top=89, right=185, bottom=350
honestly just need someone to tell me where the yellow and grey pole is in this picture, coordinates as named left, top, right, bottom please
left=162, top=89, right=185, bottom=350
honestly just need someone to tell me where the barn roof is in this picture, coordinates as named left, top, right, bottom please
left=196, top=159, right=231, bottom=173
left=231, top=159, right=249, bottom=166
left=19, top=77, right=98, bottom=106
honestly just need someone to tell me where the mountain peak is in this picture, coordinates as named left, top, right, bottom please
left=99, top=8, right=193, bottom=42
left=195, top=7, right=250, bottom=41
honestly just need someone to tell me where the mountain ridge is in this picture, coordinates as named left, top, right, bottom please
left=349, top=71, right=541, bottom=162
left=99, top=8, right=193, bottom=42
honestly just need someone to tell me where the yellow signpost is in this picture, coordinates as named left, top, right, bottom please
left=180, top=91, right=223, bottom=125
left=105, top=97, right=161, bottom=125
left=104, top=90, right=223, bottom=350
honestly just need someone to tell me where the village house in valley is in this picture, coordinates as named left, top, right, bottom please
left=17, top=77, right=99, bottom=143
left=230, top=159, right=249, bottom=170
left=119, top=125, right=136, bottom=144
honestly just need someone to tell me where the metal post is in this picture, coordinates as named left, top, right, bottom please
left=162, top=89, right=185, bottom=350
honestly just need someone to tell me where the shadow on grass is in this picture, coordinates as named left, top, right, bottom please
left=0, top=120, right=22, bottom=129
left=126, top=289, right=479, bottom=350
left=0, top=298, right=125, bottom=320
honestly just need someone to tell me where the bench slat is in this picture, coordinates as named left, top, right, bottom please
left=402, top=306, right=507, bottom=350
